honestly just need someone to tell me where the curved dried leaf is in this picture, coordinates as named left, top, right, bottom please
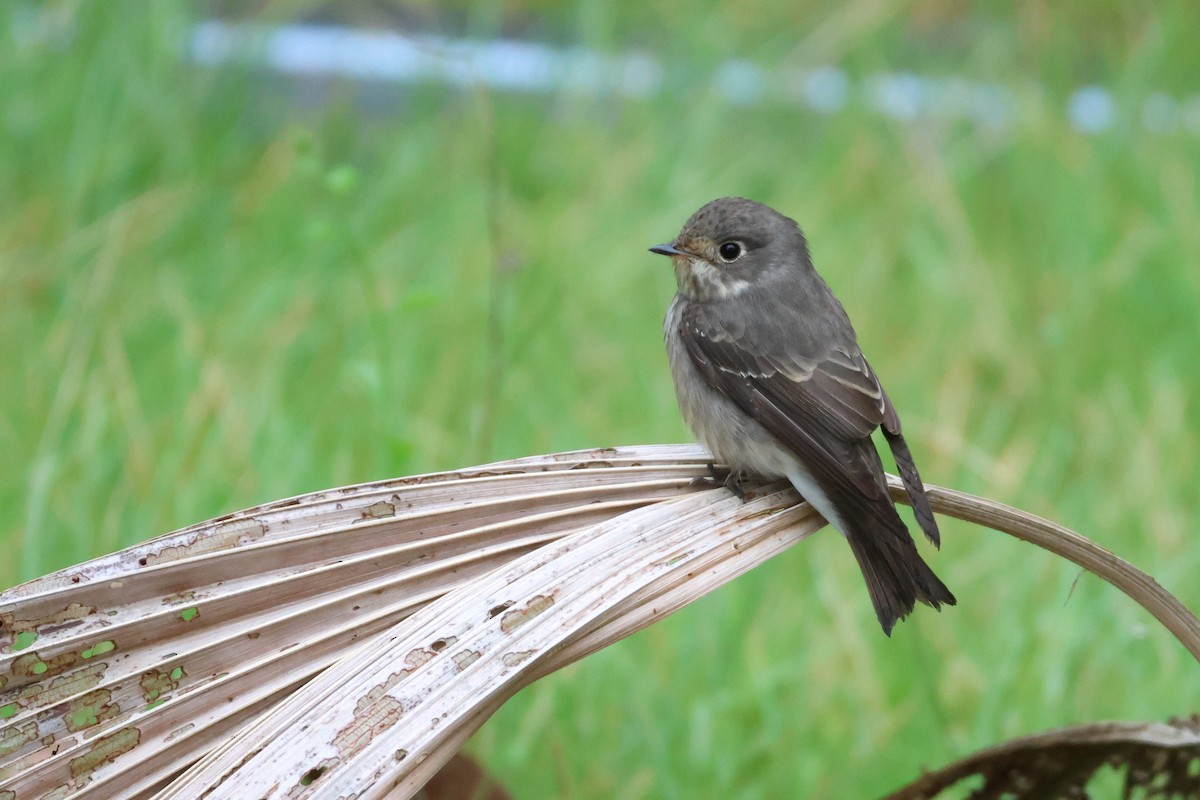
left=0, top=444, right=1194, bottom=800
left=0, top=446, right=714, bottom=798
left=895, top=481, right=1200, bottom=661
left=884, top=715, right=1200, bottom=800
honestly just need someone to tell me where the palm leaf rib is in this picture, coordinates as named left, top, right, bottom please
left=0, top=444, right=1195, bottom=799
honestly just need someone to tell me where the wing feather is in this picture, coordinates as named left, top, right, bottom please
left=679, top=302, right=943, bottom=546
left=679, top=303, right=893, bottom=513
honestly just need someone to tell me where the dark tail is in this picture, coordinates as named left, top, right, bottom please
left=882, top=429, right=941, bottom=548
left=843, top=517, right=956, bottom=636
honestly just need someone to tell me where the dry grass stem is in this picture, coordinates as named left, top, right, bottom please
left=894, top=481, right=1200, bottom=661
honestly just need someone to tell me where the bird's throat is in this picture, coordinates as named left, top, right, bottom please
left=674, top=257, right=750, bottom=301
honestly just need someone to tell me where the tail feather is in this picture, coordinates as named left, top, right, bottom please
left=883, top=429, right=941, bottom=548
left=783, top=447, right=952, bottom=635
left=843, top=520, right=956, bottom=636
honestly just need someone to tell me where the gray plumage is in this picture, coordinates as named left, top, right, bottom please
left=653, top=197, right=954, bottom=634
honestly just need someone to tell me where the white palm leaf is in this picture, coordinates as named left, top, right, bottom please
left=0, top=444, right=1195, bottom=799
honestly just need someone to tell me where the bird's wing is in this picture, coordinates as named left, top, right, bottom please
left=869, top=361, right=942, bottom=547
left=678, top=301, right=891, bottom=505
left=677, top=301, right=953, bottom=631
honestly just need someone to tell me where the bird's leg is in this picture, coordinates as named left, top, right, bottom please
left=722, top=467, right=750, bottom=500
left=690, top=461, right=732, bottom=491
left=690, top=463, right=763, bottom=502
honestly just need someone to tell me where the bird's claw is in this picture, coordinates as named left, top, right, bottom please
left=690, top=461, right=732, bottom=491
left=691, top=463, right=758, bottom=501
left=722, top=468, right=751, bottom=500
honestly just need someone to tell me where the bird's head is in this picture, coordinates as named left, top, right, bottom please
left=650, top=197, right=810, bottom=301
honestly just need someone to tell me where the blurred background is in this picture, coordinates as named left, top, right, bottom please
left=3, top=1, right=1199, bottom=796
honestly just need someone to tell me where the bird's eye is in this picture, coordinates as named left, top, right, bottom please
left=718, top=241, right=744, bottom=262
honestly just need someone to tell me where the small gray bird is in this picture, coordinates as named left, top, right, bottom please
left=652, top=197, right=954, bottom=634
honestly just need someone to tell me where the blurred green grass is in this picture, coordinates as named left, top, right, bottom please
left=2, top=3, right=1199, bottom=797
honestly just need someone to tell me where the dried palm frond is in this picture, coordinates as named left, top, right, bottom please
left=0, top=444, right=1196, bottom=799
left=885, top=715, right=1200, bottom=800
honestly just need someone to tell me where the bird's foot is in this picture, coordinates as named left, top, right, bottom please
left=690, top=462, right=733, bottom=491
left=722, top=468, right=753, bottom=500
left=692, top=464, right=763, bottom=501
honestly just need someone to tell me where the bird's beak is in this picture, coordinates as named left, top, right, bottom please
left=649, top=243, right=685, bottom=257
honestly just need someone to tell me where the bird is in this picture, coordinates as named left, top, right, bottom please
left=651, top=197, right=954, bottom=634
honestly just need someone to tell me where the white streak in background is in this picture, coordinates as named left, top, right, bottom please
left=868, top=71, right=928, bottom=120
left=789, top=66, right=850, bottom=113
left=713, top=59, right=767, bottom=106
left=188, top=20, right=1197, bottom=138
left=190, top=21, right=664, bottom=97
left=865, top=71, right=1015, bottom=128
left=1068, top=85, right=1116, bottom=133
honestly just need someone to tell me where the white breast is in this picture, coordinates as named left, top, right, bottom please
left=663, top=296, right=800, bottom=480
